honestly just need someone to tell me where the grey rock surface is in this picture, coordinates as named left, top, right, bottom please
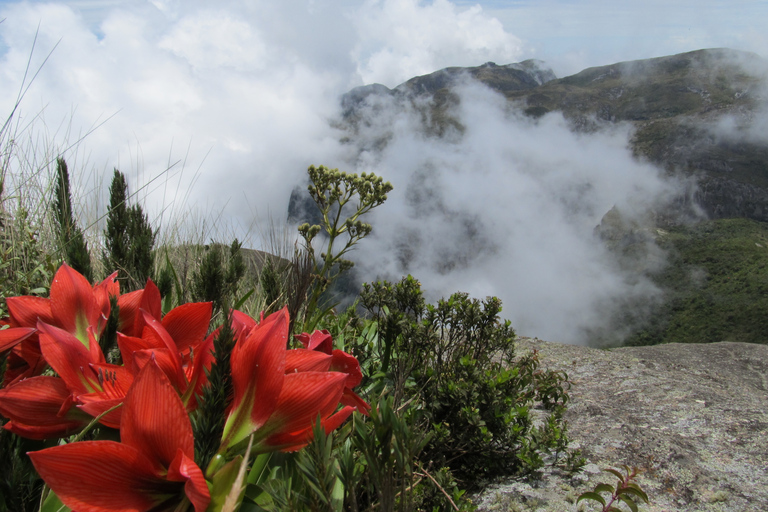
left=473, top=338, right=768, bottom=511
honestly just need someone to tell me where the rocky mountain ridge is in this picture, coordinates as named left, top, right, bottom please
left=340, top=48, right=768, bottom=223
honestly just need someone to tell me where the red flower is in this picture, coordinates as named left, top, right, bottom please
left=291, top=329, right=370, bottom=415
left=28, top=360, right=210, bottom=512
left=116, top=302, right=214, bottom=412
left=0, top=376, right=93, bottom=439
left=2, top=264, right=119, bottom=385
left=220, top=308, right=356, bottom=455
left=0, top=320, right=130, bottom=437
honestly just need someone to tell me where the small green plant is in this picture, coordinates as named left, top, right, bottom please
left=577, top=466, right=650, bottom=512
left=297, top=164, right=392, bottom=330
left=52, top=157, right=92, bottom=281
left=102, top=168, right=156, bottom=290
left=191, top=239, right=248, bottom=318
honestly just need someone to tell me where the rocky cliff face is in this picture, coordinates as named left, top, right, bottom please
left=473, top=338, right=768, bottom=511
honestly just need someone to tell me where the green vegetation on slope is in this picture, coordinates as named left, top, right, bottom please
left=625, top=218, right=768, bottom=346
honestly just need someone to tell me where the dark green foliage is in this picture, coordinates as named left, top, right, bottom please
left=349, top=396, right=433, bottom=512
left=624, top=218, right=768, bottom=346
left=192, top=312, right=235, bottom=470
left=260, top=256, right=282, bottom=315
left=99, top=294, right=121, bottom=365
left=192, top=244, right=225, bottom=311
left=0, top=431, right=44, bottom=512
left=103, top=169, right=156, bottom=291
left=226, top=239, right=246, bottom=294
left=126, top=203, right=155, bottom=287
left=191, top=239, right=246, bottom=317
left=103, top=169, right=129, bottom=276
left=357, top=276, right=572, bottom=484
left=155, top=259, right=174, bottom=302
left=53, top=157, right=92, bottom=281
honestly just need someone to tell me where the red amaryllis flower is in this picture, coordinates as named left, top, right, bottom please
left=0, top=375, right=93, bottom=439
left=2, top=264, right=119, bottom=385
left=28, top=360, right=210, bottom=512
left=0, top=321, right=130, bottom=437
left=291, top=330, right=370, bottom=414
left=116, top=301, right=214, bottom=412
left=219, top=308, right=355, bottom=455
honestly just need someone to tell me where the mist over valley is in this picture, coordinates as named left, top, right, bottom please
left=291, top=48, right=768, bottom=345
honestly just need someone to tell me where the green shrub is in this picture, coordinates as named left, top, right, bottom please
left=103, top=168, right=156, bottom=290
left=52, top=157, right=92, bottom=281
left=356, top=276, right=573, bottom=484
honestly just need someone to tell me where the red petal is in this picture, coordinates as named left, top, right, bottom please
left=77, top=363, right=135, bottom=427
left=49, top=264, right=100, bottom=344
left=6, top=295, right=54, bottom=328
left=0, top=376, right=89, bottom=439
left=162, top=302, right=212, bottom=353
left=167, top=449, right=211, bottom=512
left=183, top=333, right=215, bottom=411
left=117, top=289, right=143, bottom=336
left=330, top=350, right=364, bottom=388
left=231, top=309, right=287, bottom=417
left=295, top=329, right=333, bottom=354
left=120, top=360, right=195, bottom=469
left=140, top=279, right=162, bottom=321
left=255, top=371, right=347, bottom=444
left=92, top=271, right=119, bottom=335
left=222, top=308, right=289, bottom=449
left=0, top=327, right=35, bottom=353
left=2, top=340, right=45, bottom=386
left=231, top=309, right=257, bottom=339
left=341, top=389, right=371, bottom=416
left=140, top=311, right=186, bottom=386
left=285, top=349, right=332, bottom=373
left=77, top=396, right=124, bottom=429
left=132, top=348, right=187, bottom=392
left=28, top=441, right=169, bottom=512
left=261, top=405, right=356, bottom=452
left=37, top=322, right=101, bottom=394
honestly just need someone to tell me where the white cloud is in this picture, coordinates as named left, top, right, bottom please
left=352, top=0, right=523, bottom=86
left=158, top=11, right=268, bottom=71
left=343, top=80, right=681, bottom=343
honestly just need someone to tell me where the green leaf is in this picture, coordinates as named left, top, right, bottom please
left=619, top=485, right=650, bottom=503
left=246, top=452, right=274, bottom=486
left=604, top=468, right=626, bottom=481
left=40, top=490, right=70, bottom=512
left=233, top=288, right=255, bottom=311
left=576, top=492, right=606, bottom=507
left=208, top=455, right=244, bottom=511
left=593, top=483, right=614, bottom=494
left=618, top=494, right=639, bottom=512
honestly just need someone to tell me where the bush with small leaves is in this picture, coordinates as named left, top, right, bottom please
left=356, top=276, right=574, bottom=484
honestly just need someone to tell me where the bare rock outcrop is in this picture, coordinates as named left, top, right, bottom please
left=473, top=338, right=768, bottom=511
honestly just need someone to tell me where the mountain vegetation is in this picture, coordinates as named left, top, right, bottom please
left=332, top=48, right=768, bottom=346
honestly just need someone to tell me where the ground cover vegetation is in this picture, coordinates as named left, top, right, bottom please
left=623, top=217, right=768, bottom=346
left=0, top=141, right=595, bottom=511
